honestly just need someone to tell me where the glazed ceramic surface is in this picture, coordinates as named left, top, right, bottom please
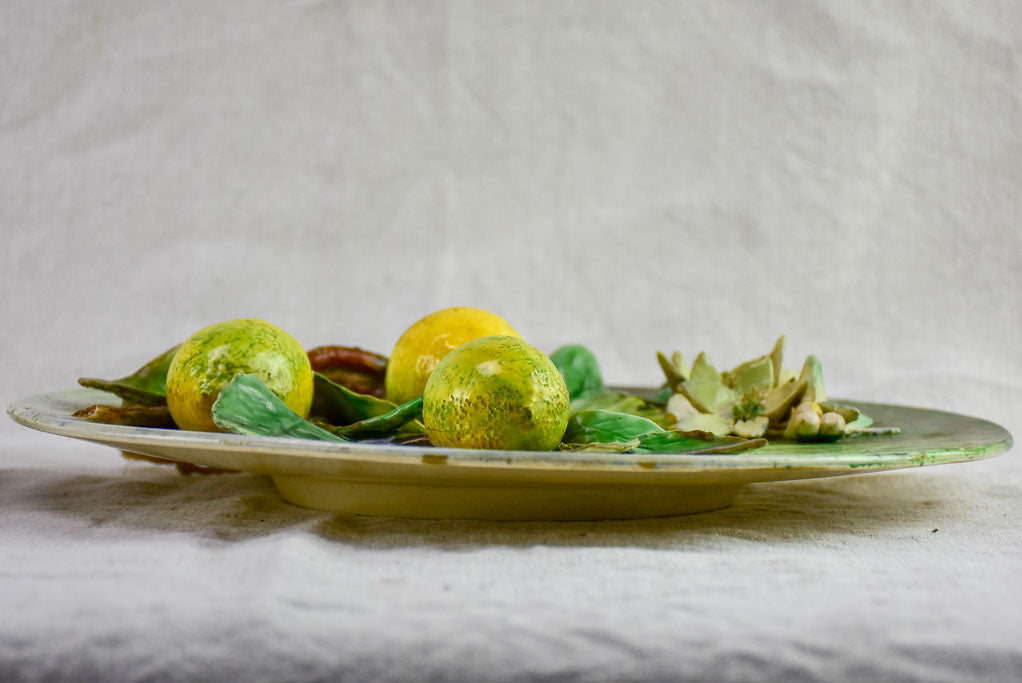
left=8, top=389, right=1013, bottom=520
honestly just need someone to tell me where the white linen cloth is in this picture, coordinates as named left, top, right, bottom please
left=2, top=1, right=1020, bottom=680
left=2, top=442, right=1019, bottom=681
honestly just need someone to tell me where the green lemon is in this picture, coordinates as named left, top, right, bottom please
left=166, top=318, right=313, bottom=432
left=422, top=335, right=570, bottom=450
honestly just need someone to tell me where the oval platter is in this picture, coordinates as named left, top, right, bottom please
left=7, top=388, right=1013, bottom=521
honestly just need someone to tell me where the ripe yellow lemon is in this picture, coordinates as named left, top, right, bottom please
left=384, top=307, right=519, bottom=404
left=422, top=335, right=570, bottom=451
left=166, top=318, right=313, bottom=432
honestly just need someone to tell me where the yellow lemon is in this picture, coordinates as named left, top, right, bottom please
left=166, top=318, right=313, bottom=432
left=422, top=335, right=569, bottom=451
left=384, top=307, right=519, bottom=404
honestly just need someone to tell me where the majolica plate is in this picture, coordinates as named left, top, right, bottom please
left=7, top=388, right=1013, bottom=521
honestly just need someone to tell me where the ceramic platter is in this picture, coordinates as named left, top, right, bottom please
left=8, top=388, right=1013, bottom=521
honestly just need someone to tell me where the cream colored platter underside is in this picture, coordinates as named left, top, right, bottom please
left=8, top=389, right=1013, bottom=520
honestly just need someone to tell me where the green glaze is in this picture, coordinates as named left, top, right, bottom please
left=755, top=400, right=1011, bottom=468
left=327, top=397, right=424, bottom=439
left=8, top=388, right=1012, bottom=483
left=724, top=355, right=774, bottom=397
left=768, top=335, right=786, bottom=388
left=569, top=390, right=672, bottom=428
left=761, top=379, right=807, bottom=422
left=681, top=378, right=737, bottom=414
left=689, top=352, right=722, bottom=383
left=423, top=335, right=570, bottom=451
left=562, top=409, right=764, bottom=454
left=563, top=409, right=663, bottom=444
left=212, top=374, right=423, bottom=442
left=166, top=319, right=313, bottom=432
left=550, top=344, right=605, bottom=400
left=78, top=344, right=181, bottom=406
left=656, top=351, right=689, bottom=389
left=311, top=372, right=395, bottom=425
left=731, top=397, right=765, bottom=422
left=719, top=336, right=786, bottom=394
left=211, top=374, right=346, bottom=442
left=634, top=430, right=766, bottom=454
left=798, top=355, right=827, bottom=404
left=681, top=353, right=737, bottom=413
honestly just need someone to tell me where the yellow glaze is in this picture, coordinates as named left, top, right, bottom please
left=384, top=307, right=519, bottom=404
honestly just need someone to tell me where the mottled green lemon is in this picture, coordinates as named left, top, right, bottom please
left=166, top=319, right=313, bottom=432
left=384, top=307, right=520, bottom=405
left=422, top=335, right=569, bottom=450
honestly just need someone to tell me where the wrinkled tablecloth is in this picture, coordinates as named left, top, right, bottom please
left=2, top=433, right=1019, bottom=681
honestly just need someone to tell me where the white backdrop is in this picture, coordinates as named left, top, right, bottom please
left=4, top=0, right=1020, bottom=426
left=2, top=1, right=1021, bottom=680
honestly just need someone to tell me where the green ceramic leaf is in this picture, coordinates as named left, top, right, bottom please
left=311, top=372, right=396, bottom=425
left=725, top=355, right=774, bottom=397
left=563, top=409, right=665, bottom=445
left=652, top=384, right=674, bottom=403
left=656, top=351, right=688, bottom=389
left=769, top=335, right=786, bottom=388
left=843, top=408, right=875, bottom=433
left=633, top=430, right=765, bottom=454
left=550, top=345, right=605, bottom=400
left=562, top=409, right=766, bottom=454
left=569, top=391, right=673, bottom=428
left=799, top=355, right=827, bottom=404
left=631, top=429, right=715, bottom=453
left=761, top=379, right=807, bottom=423
left=212, top=374, right=348, bottom=442
left=328, top=398, right=424, bottom=439
left=679, top=352, right=737, bottom=413
left=78, top=344, right=181, bottom=406
left=689, top=352, right=721, bottom=383
left=681, top=379, right=737, bottom=414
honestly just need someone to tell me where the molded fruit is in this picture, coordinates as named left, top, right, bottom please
left=422, top=335, right=569, bottom=451
left=166, top=318, right=313, bottom=432
left=384, top=307, right=519, bottom=405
